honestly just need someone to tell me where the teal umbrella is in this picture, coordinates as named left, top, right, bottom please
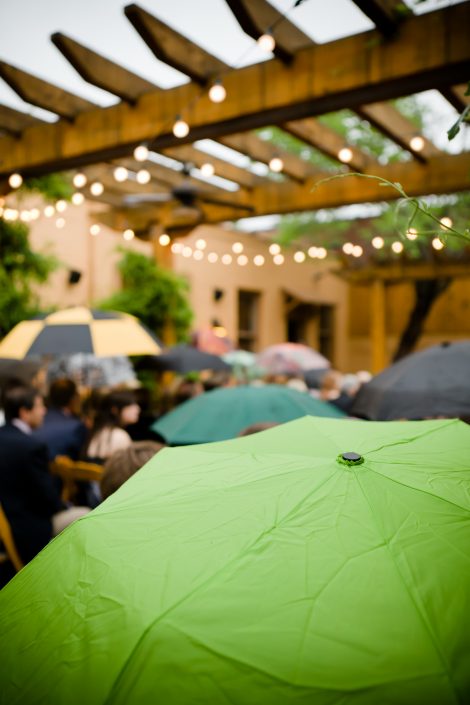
left=1, top=416, right=470, bottom=704
left=151, top=383, right=345, bottom=444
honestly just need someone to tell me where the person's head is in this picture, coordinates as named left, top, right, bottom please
left=101, top=441, right=165, bottom=500
left=173, top=379, right=204, bottom=407
left=202, top=370, right=234, bottom=392
left=238, top=421, right=279, bottom=437
left=92, top=390, right=140, bottom=435
left=48, top=378, right=80, bottom=412
left=3, top=385, right=46, bottom=428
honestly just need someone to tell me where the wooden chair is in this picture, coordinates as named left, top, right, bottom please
left=50, top=455, right=103, bottom=504
left=0, top=502, right=24, bottom=573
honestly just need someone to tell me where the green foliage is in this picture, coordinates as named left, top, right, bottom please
left=0, top=219, right=58, bottom=336
left=22, top=173, right=74, bottom=201
left=98, top=249, right=193, bottom=342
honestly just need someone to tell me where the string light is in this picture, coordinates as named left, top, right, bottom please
left=123, top=229, right=135, bottom=241
left=3, top=208, right=18, bottom=221
left=44, top=205, right=55, bottom=217
left=133, top=145, right=149, bottom=162
left=294, top=251, right=306, bottom=263
left=308, top=246, right=318, bottom=258
left=432, top=237, right=444, bottom=250
left=372, top=236, right=384, bottom=249
left=273, top=253, right=284, bottom=265
left=194, top=249, right=204, bottom=260
left=55, top=217, right=65, bottom=229
left=208, top=80, right=226, bottom=103
left=159, top=233, right=170, bottom=246
left=200, top=163, right=215, bottom=177
left=406, top=227, right=418, bottom=240
left=182, top=246, right=193, bottom=258
left=136, top=169, right=151, bottom=184
left=409, top=135, right=425, bottom=152
left=342, top=242, right=354, bottom=255
left=222, top=254, right=232, bottom=265
left=8, top=173, right=23, bottom=189
left=237, top=254, right=248, bottom=266
left=173, top=117, right=189, bottom=138
left=73, top=173, right=87, bottom=188
left=352, top=245, right=363, bottom=257
left=208, top=252, right=219, bottom=263
left=113, top=166, right=128, bottom=182
left=20, top=210, right=31, bottom=222
left=269, top=243, right=281, bottom=255
left=232, top=242, right=244, bottom=254
left=338, top=147, right=353, bottom=164
left=90, top=182, right=104, bottom=196
left=195, top=238, right=207, bottom=250
left=171, top=242, right=183, bottom=254
left=56, top=200, right=67, bottom=213
left=29, top=208, right=40, bottom=220
left=269, top=156, right=284, bottom=173
left=316, top=247, right=327, bottom=259
left=72, top=192, right=85, bottom=205
left=391, top=241, right=403, bottom=253
left=257, top=31, right=275, bottom=52
left=90, top=224, right=101, bottom=236
left=440, top=216, right=453, bottom=230
left=253, top=255, right=265, bottom=266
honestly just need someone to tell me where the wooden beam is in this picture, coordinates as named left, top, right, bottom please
left=162, top=144, right=261, bottom=189
left=352, top=0, right=404, bottom=37
left=51, top=33, right=158, bottom=103
left=440, top=83, right=470, bottom=114
left=282, top=119, right=374, bottom=172
left=0, top=61, right=96, bottom=120
left=356, top=102, right=441, bottom=161
left=124, top=3, right=227, bottom=84
left=0, top=5, right=468, bottom=177
left=0, top=104, right=44, bottom=136
left=370, top=278, right=387, bottom=373
left=224, top=0, right=313, bottom=64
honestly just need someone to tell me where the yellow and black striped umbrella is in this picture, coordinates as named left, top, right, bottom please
left=0, top=307, right=162, bottom=359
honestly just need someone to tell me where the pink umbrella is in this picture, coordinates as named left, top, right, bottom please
left=256, top=343, right=330, bottom=374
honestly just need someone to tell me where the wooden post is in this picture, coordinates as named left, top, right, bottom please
left=370, top=279, right=387, bottom=373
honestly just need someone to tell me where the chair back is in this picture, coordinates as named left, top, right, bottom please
left=0, top=502, right=24, bottom=573
left=50, top=456, right=103, bottom=503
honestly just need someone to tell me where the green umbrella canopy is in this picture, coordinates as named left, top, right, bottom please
left=1, top=417, right=470, bottom=704
left=152, top=383, right=345, bottom=444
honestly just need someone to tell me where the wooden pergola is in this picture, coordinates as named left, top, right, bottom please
left=0, top=0, right=469, bottom=369
left=0, top=0, right=468, bottom=239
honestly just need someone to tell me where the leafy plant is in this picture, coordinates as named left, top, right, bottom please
left=98, top=249, right=193, bottom=342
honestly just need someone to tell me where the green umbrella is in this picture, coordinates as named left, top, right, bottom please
left=1, top=417, right=470, bottom=704
left=152, top=383, right=345, bottom=444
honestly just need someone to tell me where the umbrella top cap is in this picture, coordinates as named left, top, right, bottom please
left=338, top=451, right=364, bottom=466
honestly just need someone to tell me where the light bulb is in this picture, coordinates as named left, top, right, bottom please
left=29, top=208, right=40, bottom=220
left=372, top=236, right=384, bottom=249
left=269, top=243, right=280, bottom=255
left=432, top=237, right=444, bottom=250
left=9, top=173, right=23, bottom=189
left=133, top=145, right=149, bottom=162
left=391, top=241, right=403, bottom=253
left=56, top=200, right=67, bottom=213
left=182, top=246, right=193, bottom=258
left=352, top=245, right=363, bottom=257
left=20, top=210, right=31, bottom=222
left=232, top=242, right=243, bottom=254
left=173, top=117, right=189, bottom=138
left=72, top=192, right=85, bottom=205
left=73, top=173, right=87, bottom=188
left=273, top=254, right=284, bottom=265
left=159, top=233, right=170, bottom=246
left=308, top=246, right=318, bottom=258
left=440, top=216, right=453, bottom=230
left=237, top=254, right=248, bottom=266
left=90, top=224, right=100, bottom=236
left=44, top=205, right=55, bottom=217
left=338, top=147, right=353, bottom=163
left=113, top=166, right=128, bottom=183
left=195, top=238, right=207, bottom=250
left=294, top=251, right=306, bottom=263
left=406, top=228, right=418, bottom=240
left=409, top=135, right=425, bottom=152
left=171, top=242, right=183, bottom=254
left=221, top=254, right=232, bottom=265
left=90, top=181, right=104, bottom=196
left=253, top=255, right=265, bottom=266
left=200, top=163, right=215, bottom=177
left=56, top=217, right=65, bottom=229
left=136, top=169, right=151, bottom=184
left=123, top=229, right=134, bottom=241
left=208, top=81, right=226, bottom=103
left=269, top=156, right=283, bottom=172
left=257, top=32, right=275, bottom=52
left=193, top=250, right=204, bottom=260
left=207, top=252, right=218, bottom=263
left=342, top=242, right=354, bottom=254
left=317, top=247, right=327, bottom=259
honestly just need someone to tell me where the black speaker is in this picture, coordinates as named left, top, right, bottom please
left=68, top=269, right=82, bottom=285
left=213, top=288, right=224, bottom=301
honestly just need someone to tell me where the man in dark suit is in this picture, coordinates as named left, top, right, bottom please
left=0, top=385, right=66, bottom=564
left=34, top=378, right=87, bottom=460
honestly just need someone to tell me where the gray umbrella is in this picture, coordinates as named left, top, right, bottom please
left=351, top=340, right=470, bottom=420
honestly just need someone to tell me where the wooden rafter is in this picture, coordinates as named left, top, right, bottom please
left=224, top=0, right=313, bottom=64
left=0, top=61, right=96, bottom=120
left=0, top=104, right=44, bottom=136
left=161, top=145, right=262, bottom=189
left=440, top=84, right=470, bottom=114
left=124, top=3, right=227, bottom=84
left=351, top=0, right=404, bottom=37
left=51, top=33, right=158, bottom=103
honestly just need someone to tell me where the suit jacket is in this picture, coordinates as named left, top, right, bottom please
left=0, top=423, right=64, bottom=563
left=34, top=408, right=87, bottom=460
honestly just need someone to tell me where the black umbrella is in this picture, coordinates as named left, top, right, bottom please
left=351, top=340, right=470, bottom=420
left=138, top=344, right=231, bottom=374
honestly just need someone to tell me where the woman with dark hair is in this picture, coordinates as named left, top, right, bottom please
left=85, top=390, right=141, bottom=463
